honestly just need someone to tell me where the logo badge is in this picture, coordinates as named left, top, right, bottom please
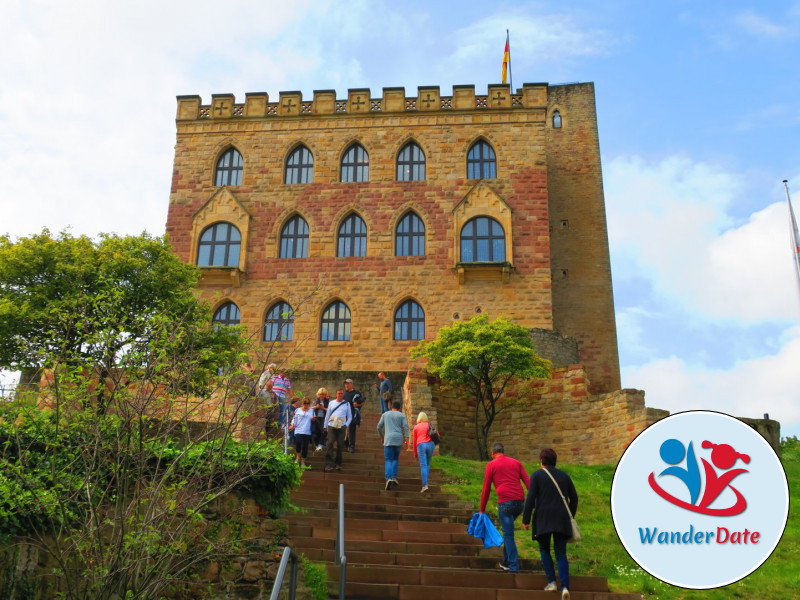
left=611, top=411, right=789, bottom=589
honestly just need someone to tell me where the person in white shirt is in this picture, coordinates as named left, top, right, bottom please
left=323, top=389, right=352, bottom=472
left=290, top=398, right=315, bottom=467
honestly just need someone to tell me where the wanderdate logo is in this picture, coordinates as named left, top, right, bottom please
left=648, top=438, right=750, bottom=516
left=611, top=411, right=789, bottom=589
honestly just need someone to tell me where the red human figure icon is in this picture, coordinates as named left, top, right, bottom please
left=697, top=441, right=750, bottom=514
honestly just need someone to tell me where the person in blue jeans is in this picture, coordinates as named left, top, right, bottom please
left=522, top=448, right=578, bottom=600
left=412, top=411, right=436, bottom=493
left=479, top=441, right=530, bottom=573
left=376, top=398, right=409, bottom=490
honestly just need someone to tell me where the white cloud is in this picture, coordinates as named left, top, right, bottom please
left=734, top=10, right=797, bottom=40
left=623, top=327, right=800, bottom=437
left=447, top=11, right=614, bottom=80
left=606, top=155, right=800, bottom=322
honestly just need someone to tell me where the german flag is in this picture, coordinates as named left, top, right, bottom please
left=501, top=33, right=510, bottom=85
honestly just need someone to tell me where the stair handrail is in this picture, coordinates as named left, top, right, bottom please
left=269, top=545, right=299, bottom=600
left=334, top=482, right=346, bottom=600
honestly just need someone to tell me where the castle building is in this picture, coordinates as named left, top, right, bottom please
left=165, top=83, right=621, bottom=395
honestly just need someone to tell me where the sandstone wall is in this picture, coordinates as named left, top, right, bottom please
left=165, top=84, right=621, bottom=394
left=405, top=365, right=667, bottom=465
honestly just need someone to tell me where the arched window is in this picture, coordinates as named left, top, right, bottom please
left=395, top=211, right=425, bottom=256
left=320, top=301, right=351, bottom=341
left=394, top=300, right=425, bottom=341
left=396, top=142, right=426, bottom=181
left=552, top=110, right=562, bottom=129
left=264, top=301, right=294, bottom=341
left=460, top=216, right=505, bottom=262
left=341, top=143, right=369, bottom=182
left=213, top=302, right=240, bottom=327
left=337, top=214, right=367, bottom=257
left=197, top=222, right=241, bottom=267
left=466, top=140, right=496, bottom=179
left=285, top=146, right=314, bottom=184
left=280, top=215, right=309, bottom=258
left=215, top=148, right=243, bottom=186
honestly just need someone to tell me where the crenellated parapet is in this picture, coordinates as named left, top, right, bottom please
left=176, top=83, right=549, bottom=120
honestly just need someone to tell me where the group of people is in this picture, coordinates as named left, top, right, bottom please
left=255, top=365, right=577, bottom=597
left=480, top=443, right=578, bottom=600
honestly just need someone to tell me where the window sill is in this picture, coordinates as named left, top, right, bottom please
left=198, top=267, right=243, bottom=287
left=454, top=261, right=514, bottom=284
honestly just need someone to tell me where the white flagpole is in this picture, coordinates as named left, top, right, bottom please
left=783, top=180, right=800, bottom=293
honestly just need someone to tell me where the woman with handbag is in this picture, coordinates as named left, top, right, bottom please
left=522, top=448, right=578, bottom=600
left=412, top=411, right=437, bottom=493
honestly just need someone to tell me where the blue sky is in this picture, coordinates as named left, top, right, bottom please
left=1, top=0, right=799, bottom=438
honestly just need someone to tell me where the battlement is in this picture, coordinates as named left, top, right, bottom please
left=176, top=83, right=550, bottom=120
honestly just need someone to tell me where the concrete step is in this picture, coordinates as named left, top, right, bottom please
left=291, top=485, right=457, bottom=503
left=288, top=497, right=474, bottom=517
left=297, top=548, right=540, bottom=570
left=327, top=565, right=611, bottom=592
left=291, top=536, right=494, bottom=557
left=325, top=580, right=642, bottom=600
left=284, top=514, right=467, bottom=533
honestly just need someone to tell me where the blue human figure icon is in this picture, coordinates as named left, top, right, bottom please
left=658, top=439, right=701, bottom=505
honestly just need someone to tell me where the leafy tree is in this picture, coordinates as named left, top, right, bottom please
left=0, top=230, right=241, bottom=406
left=411, top=315, right=551, bottom=460
left=0, top=230, right=302, bottom=599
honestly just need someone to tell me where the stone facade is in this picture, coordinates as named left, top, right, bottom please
left=165, top=83, right=621, bottom=394
left=407, top=364, right=668, bottom=465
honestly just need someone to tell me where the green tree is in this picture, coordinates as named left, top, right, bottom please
left=411, top=315, right=551, bottom=460
left=0, top=230, right=301, bottom=599
left=0, top=230, right=241, bottom=405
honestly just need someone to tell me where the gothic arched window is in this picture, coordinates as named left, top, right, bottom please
left=213, top=302, right=241, bottom=327
left=395, top=211, right=425, bottom=256
left=460, top=216, right=505, bottom=262
left=466, top=140, right=496, bottom=179
left=396, top=142, right=426, bottom=181
left=280, top=215, right=309, bottom=258
left=215, top=147, right=243, bottom=186
left=553, top=110, right=562, bottom=129
left=320, top=301, right=351, bottom=341
left=337, top=214, right=367, bottom=257
left=197, top=222, right=241, bottom=267
left=341, top=143, right=369, bottom=182
left=264, top=301, right=294, bottom=341
left=285, top=146, right=314, bottom=184
left=394, top=300, right=425, bottom=341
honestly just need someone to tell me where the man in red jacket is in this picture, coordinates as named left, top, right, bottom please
left=479, top=441, right=530, bottom=573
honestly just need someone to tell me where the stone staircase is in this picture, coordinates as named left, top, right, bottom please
left=287, top=412, right=640, bottom=600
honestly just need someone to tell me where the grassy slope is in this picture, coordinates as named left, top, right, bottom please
left=435, top=438, right=799, bottom=599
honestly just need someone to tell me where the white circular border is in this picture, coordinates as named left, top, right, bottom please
left=610, top=410, right=790, bottom=589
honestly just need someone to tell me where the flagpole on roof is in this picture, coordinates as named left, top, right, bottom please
left=783, top=180, right=800, bottom=293
left=507, top=30, right=513, bottom=92
left=502, top=30, right=512, bottom=90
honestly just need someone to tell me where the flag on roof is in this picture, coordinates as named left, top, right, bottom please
left=501, top=32, right=510, bottom=85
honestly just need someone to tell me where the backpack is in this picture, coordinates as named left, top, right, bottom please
left=428, top=422, right=440, bottom=445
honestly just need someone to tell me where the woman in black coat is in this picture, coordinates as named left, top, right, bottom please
left=522, top=448, right=578, bottom=600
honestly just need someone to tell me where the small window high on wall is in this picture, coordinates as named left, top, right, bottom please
left=264, top=301, right=294, bottom=341
left=320, top=301, right=351, bottom=341
left=215, top=148, right=243, bottom=186
left=285, top=146, right=313, bottom=184
left=197, top=222, right=241, bottom=267
left=460, top=216, right=505, bottom=262
left=213, top=302, right=240, bottom=327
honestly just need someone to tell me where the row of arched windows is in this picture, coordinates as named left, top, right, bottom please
left=212, top=299, right=426, bottom=342
left=197, top=213, right=506, bottom=265
left=214, top=140, right=497, bottom=186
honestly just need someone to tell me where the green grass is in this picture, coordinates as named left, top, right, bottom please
left=435, top=438, right=799, bottom=599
